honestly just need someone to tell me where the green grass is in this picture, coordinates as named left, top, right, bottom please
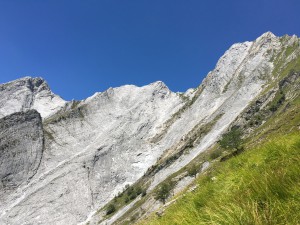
left=98, top=184, right=146, bottom=220
left=285, top=42, right=299, bottom=57
left=273, top=46, right=300, bottom=80
left=140, top=133, right=300, bottom=225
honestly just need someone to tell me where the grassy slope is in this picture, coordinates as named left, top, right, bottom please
left=140, top=132, right=300, bottom=225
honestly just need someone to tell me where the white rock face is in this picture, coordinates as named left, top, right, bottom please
left=0, top=32, right=296, bottom=225
left=0, top=77, right=66, bottom=119
left=97, top=31, right=284, bottom=225
left=148, top=32, right=281, bottom=190
left=0, top=80, right=184, bottom=225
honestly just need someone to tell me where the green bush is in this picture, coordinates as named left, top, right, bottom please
left=106, top=204, right=116, bottom=215
left=124, top=196, right=130, bottom=203
left=209, top=148, right=223, bottom=160
left=188, top=165, right=198, bottom=177
left=219, top=126, right=242, bottom=150
left=129, top=192, right=137, bottom=200
left=141, top=189, right=147, bottom=197
left=154, top=181, right=175, bottom=204
left=136, top=186, right=143, bottom=195
left=122, top=185, right=145, bottom=203
left=269, top=92, right=285, bottom=112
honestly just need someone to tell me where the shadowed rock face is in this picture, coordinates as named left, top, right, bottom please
left=0, top=110, right=44, bottom=190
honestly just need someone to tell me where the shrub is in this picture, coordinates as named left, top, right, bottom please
left=141, top=189, right=147, bottom=197
left=188, top=165, right=198, bottom=177
left=129, top=192, right=137, bottom=200
left=123, top=185, right=145, bottom=203
left=124, top=196, right=130, bottom=203
left=127, top=186, right=134, bottom=196
left=136, top=186, right=143, bottom=195
left=269, top=92, right=285, bottom=112
left=219, top=126, right=242, bottom=150
left=154, top=181, right=175, bottom=204
left=106, top=204, right=116, bottom=215
left=209, top=148, right=223, bottom=160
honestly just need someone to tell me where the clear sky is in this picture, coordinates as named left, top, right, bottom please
left=0, top=0, right=299, bottom=100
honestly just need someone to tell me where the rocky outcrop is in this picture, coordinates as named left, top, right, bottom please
left=0, top=77, right=66, bottom=119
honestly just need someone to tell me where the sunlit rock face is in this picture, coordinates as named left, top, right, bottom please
left=0, top=32, right=298, bottom=225
left=0, top=76, right=66, bottom=119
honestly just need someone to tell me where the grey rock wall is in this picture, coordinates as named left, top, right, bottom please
left=0, top=110, right=43, bottom=189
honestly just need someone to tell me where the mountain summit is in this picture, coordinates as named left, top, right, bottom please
left=0, top=32, right=299, bottom=225
left=0, top=77, right=66, bottom=118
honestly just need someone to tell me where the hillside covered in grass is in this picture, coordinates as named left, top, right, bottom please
left=139, top=132, right=300, bottom=225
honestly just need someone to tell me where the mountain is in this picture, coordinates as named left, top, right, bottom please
left=0, top=32, right=299, bottom=225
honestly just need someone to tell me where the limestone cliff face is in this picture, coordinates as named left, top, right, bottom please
left=0, top=110, right=44, bottom=223
left=0, top=80, right=184, bottom=225
left=0, top=110, right=43, bottom=190
left=0, top=32, right=299, bottom=225
left=147, top=32, right=282, bottom=190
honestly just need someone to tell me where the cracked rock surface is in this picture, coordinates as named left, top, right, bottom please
left=0, top=110, right=44, bottom=223
left=0, top=110, right=43, bottom=190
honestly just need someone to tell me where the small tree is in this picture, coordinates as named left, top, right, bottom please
left=141, top=189, right=147, bottom=197
left=219, top=126, right=242, bottom=150
left=126, top=186, right=134, bottom=196
left=188, top=164, right=198, bottom=178
left=135, top=186, right=143, bottom=195
left=106, top=203, right=116, bottom=215
left=154, top=181, right=174, bottom=204
left=209, top=148, right=223, bottom=160
left=124, top=196, right=130, bottom=203
left=129, top=192, right=137, bottom=200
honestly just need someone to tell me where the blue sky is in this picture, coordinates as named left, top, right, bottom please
left=0, top=0, right=299, bottom=100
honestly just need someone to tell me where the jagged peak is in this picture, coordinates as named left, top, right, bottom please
left=148, top=80, right=169, bottom=91
left=280, top=34, right=299, bottom=47
left=0, top=76, right=49, bottom=92
left=85, top=81, right=171, bottom=103
left=258, top=31, right=276, bottom=39
left=281, top=33, right=299, bottom=39
left=253, top=32, right=279, bottom=47
left=116, top=81, right=169, bottom=91
left=2, top=76, right=45, bottom=84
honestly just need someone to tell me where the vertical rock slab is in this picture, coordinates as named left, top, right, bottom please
left=0, top=110, right=44, bottom=189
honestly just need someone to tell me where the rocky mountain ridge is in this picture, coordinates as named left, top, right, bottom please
left=0, top=32, right=299, bottom=225
left=0, top=77, right=66, bottom=119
